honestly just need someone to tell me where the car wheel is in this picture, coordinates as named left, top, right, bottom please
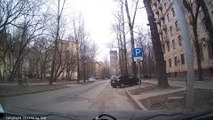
left=112, top=85, right=116, bottom=88
left=120, top=83, right=125, bottom=88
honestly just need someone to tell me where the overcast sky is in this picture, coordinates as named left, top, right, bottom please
left=65, top=0, right=149, bottom=61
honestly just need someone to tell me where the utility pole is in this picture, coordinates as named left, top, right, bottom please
left=172, top=0, right=195, bottom=111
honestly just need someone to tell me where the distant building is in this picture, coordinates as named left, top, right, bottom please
left=86, top=61, right=103, bottom=79
left=46, top=40, right=77, bottom=80
left=110, top=50, right=118, bottom=75
left=150, top=0, right=213, bottom=78
left=118, top=48, right=126, bottom=74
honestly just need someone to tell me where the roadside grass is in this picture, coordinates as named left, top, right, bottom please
left=0, top=84, right=69, bottom=98
left=128, top=84, right=213, bottom=112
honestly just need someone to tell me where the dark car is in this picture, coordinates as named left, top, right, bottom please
left=110, top=75, right=139, bottom=88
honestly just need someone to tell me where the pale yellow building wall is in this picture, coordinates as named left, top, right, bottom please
left=151, top=0, right=213, bottom=77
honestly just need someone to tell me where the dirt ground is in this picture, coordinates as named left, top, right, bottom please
left=0, top=84, right=70, bottom=97
left=142, top=88, right=213, bottom=112
left=129, top=84, right=180, bottom=95
left=130, top=84, right=213, bottom=112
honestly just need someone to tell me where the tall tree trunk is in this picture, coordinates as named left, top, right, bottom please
left=193, top=1, right=203, bottom=81
left=143, top=0, right=169, bottom=88
left=50, top=0, right=60, bottom=85
left=183, top=0, right=203, bottom=81
left=120, top=2, right=128, bottom=75
left=193, top=22, right=203, bottom=81
left=124, top=0, right=138, bottom=76
left=199, top=0, right=213, bottom=53
left=76, top=41, right=80, bottom=83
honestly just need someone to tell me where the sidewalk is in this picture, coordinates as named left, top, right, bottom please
left=0, top=80, right=89, bottom=98
left=126, top=83, right=186, bottom=110
left=0, top=80, right=81, bottom=86
left=126, top=79, right=213, bottom=111
left=142, top=79, right=213, bottom=90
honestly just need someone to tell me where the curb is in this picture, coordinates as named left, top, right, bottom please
left=0, top=85, right=72, bottom=98
left=126, top=90, right=148, bottom=111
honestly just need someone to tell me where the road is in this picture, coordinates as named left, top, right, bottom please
left=0, top=80, right=199, bottom=120
left=0, top=80, right=137, bottom=114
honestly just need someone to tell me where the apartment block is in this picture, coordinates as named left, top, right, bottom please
left=151, top=0, right=213, bottom=78
left=46, top=40, right=78, bottom=80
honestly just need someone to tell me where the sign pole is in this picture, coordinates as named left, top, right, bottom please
left=137, top=60, right=142, bottom=88
left=133, top=48, right=143, bottom=89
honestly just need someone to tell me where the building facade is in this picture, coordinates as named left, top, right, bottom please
left=110, top=50, right=118, bottom=75
left=46, top=40, right=78, bottom=80
left=83, top=60, right=103, bottom=79
left=150, top=0, right=213, bottom=78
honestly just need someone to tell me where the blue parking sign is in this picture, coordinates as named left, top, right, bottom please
left=133, top=48, right=143, bottom=61
left=133, top=48, right=143, bottom=57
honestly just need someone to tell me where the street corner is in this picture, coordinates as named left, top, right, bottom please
left=125, top=83, right=187, bottom=111
left=126, top=90, right=148, bottom=111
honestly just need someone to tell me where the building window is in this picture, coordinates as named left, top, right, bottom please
left=175, top=21, right=179, bottom=30
left=167, top=14, right=170, bottom=22
left=178, top=36, right=182, bottom=46
left=169, top=26, right=173, bottom=36
left=181, top=54, right=185, bottom=64
left=171, top=8, right=175, bottom=17
left=172, top=40, right=176, bottom=49
left=169, top=59, right=172, bottom=67
left=166, top=42, right=170, bottom=52
left=174, top=56, right=178, bottom=66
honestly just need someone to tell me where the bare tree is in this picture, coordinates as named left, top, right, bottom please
left=101, top=57, right=111, bottom=79
left=49, top=0, right=66, bottom=85
left=0, top=0, right=29, bottom=33
left=6, top=0, right=45, bottom=84
left=112, top=1, right=128, bottom=75
left=29, top=37, right=51, bottom=80
left=136, top=29, right=156, bottom=79
left=0, top=0, right=43, bottom=80
left=183, top=0, right=206, bottom=81
left=124, top=0, right=139, bottom=76
left=198, top=1, right=213, bottom=53
left=143, top=0, right=169, bottom=88
left=71, top=13, right=89, bottom=83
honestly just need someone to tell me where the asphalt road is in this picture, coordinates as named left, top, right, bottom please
left=0, top=80, right=137, bottom=114
left=0, top=80, right=204, bottom=120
